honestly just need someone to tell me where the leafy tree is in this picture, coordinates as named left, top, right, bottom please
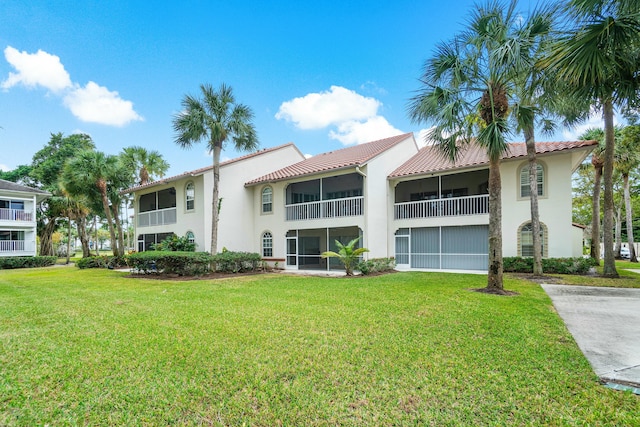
left=543, top=0, right=640, bottom=277
left=120, top=146, right=169, bottom=186
left=321, top=237, right=369, bottom=276
left=29, top=133, right=96, bottom=256
left=173, top=83, right=258, bottom=255
left=0, top=165, right=33, bottom=184
left=408, top=0, right=544, bottom=291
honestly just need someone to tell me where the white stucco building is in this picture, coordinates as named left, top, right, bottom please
left=0, top=179, right=50, bottom=257
left=124, top=133, right=596, bottom=272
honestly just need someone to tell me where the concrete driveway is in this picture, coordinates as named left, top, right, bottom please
left=542, top=284, right=640, bottom=389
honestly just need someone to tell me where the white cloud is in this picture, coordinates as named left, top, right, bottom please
left=276, top=85, right=403, bottom=145
left=63, top=82, right=142, bottom=126
left=0, top=163, right=9, bottom=172
left=561, top=113, right=614, bottom=140
left=276, top=86, right=381, bottom=130
left=1, top=46, right=72, bottom=92
left=304, top=153, right=313, bottom=159
left=414, top=127, right=437, bottom=148
left=2, top=46, right=142, bottom=127
left=329, top=116, right=403, bottom=145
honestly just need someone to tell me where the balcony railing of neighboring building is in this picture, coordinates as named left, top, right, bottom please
left=137, top=207, right=177, bottom=227
left=0, top=240, right=29, bottom=253
left=394, top=194, right=489, bottom=220
left=0, top=208, right=32, bottom=222
left=286, top=196, right=364, bottom=221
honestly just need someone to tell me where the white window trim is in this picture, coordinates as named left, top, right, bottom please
left=185, top=182, right=195, bottom=213
left=261, top=186, right=273, bottom=215
left=517, top=161, right=547, bottom=200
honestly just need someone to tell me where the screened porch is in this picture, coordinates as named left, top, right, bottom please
left=285, top=174, right=364, bottom=221
left=394, top=169, right=489, bottom=220
left=285, top=226, right=362, bottom=271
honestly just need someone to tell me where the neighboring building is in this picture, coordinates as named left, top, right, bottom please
left=124, top=134, right=596, bottom=272
left=0, top=179, right=50, bottom=257
left=122, top=143, right=306, bottom=253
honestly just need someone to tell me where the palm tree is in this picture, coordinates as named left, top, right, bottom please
left=510, top=3, right=557, bottom=276
left=61, top=150, right=121, bottom=257
left=121, top=146, right=169, bottom=186
left=173, top=83, right=258, bottom=255
left=579, top=128, right=605, bottom=261
left=409, top=0, right=541, bottom=292
left=618, top=125, right=640, bottom=262
left=321, top=237, right=369, bottom=276
left=543, top=0, right=640, bottom=277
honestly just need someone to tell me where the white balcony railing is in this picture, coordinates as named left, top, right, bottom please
left=394, top=194, right=489, bottom=220
left=0, top=240, right=30, bottom=253
left=137, top=207, right=177, bottom=227
left=0, top=208, right=32, bottom=222
left=286, top=196, right=364, bottom=221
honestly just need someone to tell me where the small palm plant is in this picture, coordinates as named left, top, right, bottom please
left=321, top=237, right=369, bottom=276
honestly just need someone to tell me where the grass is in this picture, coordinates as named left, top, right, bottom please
left=552, top=260, right=640, bottom=288
left=0, top=267, right=638, bottom=425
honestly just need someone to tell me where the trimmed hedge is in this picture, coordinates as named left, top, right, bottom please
left=76, top=255, right=127, bottom=270
left=0, top=256, right=57, bottom=269
left=503, top=257, right=598, bottom=275
left=357, top=257, right=396, bottom=275
left=212, top=251, right=262, bottom=273
left=126, top=251, right=213, bottom=276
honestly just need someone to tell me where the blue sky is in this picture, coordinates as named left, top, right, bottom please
left=0, top=0, right=602, bottom=178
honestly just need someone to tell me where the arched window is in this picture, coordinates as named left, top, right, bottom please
left=262, top=186, right=273, bottom=213
left=519, top=222, right=547, bottom=257
left=262, top=231, right=273, bottom=257
left=186, top=231, right=195, bottom=245
left=185, top=182, right=195, bottom=211
left=520, top=163, right=544, bottom=198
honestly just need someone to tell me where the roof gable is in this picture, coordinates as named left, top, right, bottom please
left=389, top=140, right=598, bottom=178
left=122, top=142, right=302, bottom=194
left=246, top=133, right=414, bottom=185
left=0, top=179, right=50, bottom=197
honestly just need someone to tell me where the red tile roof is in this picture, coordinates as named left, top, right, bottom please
left=388, top=140, right=598, bottom=178
left=245, top=133, right=414, bottom=185
left=122, top=143, right=302, bottom=194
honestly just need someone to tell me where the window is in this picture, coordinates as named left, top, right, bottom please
left=262, top=231, right=273, bottom=257
left=139, top=188, right=176, bottom=212
left=519, top=222, right=546, bottom=257
left=520, top=163, right=544, bottom=198
left=262, top=187, right=273, bottom=213
left=185, top=182, right=195, bottom=211
left=186, top=231, right=195, bottom=244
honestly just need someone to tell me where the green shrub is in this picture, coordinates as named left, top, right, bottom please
left=0, top=256, right=57, bottom=269
left=357, top=257, right=396, bottom=275
left=152, top=234, right=196, bottom=252
left=503, top=257, right=597, bottom=275
left=75, top=255, right=128, bottom=269
left=126, top=251, right=213, bottom=276
left=212, top=251, right=262, bottom=273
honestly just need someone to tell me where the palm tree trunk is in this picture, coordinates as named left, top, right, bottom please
left=525, top=126, right=542, bottom=275
left=39, top=218, right=57, bottom=256
left=590, top=165, right=602, bottom=262
left=602, top=99, right=618, bottom=277
left=210, top=143, right=221, bottom=255
left=66, top=217, right=72, bottom=264
left=487, top=157, right=503, bottom=291
left=624, top=173, right=637, bottom=262
left=111, top=202, right=125, bottom=257
left=76, top=215, right=91, bottom=258
left=614, top=204, right=622, bottom=257
left=99, top=190, right=118, bottom=257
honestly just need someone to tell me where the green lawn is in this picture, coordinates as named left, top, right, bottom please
left=1, top=267, right=638, bottom=425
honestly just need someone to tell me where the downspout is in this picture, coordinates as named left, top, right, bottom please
left=355, top=166, right=367, bottom=177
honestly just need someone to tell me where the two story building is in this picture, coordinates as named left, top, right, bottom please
left=124, top=134, right=596, bottom=272
left=0, top=179, right=50, bottom=257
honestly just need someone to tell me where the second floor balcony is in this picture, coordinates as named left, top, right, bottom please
left=137, top=207, right=177, bottom=227
left=286, top=196, right=363, bottom=221
left=395, top=194, right=489, bottom=220
left=0, top=207, right=33, bottom=222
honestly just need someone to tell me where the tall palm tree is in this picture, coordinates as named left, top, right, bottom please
left=61, top=150, right=121, bottom=257
left=579, top=128, right=605, bottom=261
left=409, top=0, right=542, bottom=292
left=510, top=3, right=557, bottom=276
left=173, top=83, right=258, bottom=255
left=543, top=0, right=640, bottom=277
left=120, top=146, right=169, bottom=186
left=618, top=125, right=640, bottom=262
